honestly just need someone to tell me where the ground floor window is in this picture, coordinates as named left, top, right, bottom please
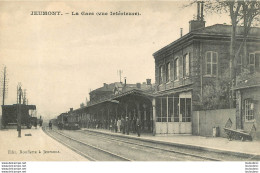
left=244, top=99, right=254, bottom=121
left=156, top=95, right=191, bottom=122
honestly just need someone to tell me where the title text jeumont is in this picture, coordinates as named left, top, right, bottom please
left=30, top=11, right=141, bottom=16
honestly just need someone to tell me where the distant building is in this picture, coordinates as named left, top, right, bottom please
left=89, top=83, right=115, bottom=103
left=63, top=79, right=155, bottom=132
left=89, top=80, right=154, bottom=105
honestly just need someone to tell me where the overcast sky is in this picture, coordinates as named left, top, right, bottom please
left=0, top=1, right=230, bottom=119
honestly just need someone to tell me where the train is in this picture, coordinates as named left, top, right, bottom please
left=57, top=112, right=80, bottom=130
left=1, top=104, right=37, bottom=129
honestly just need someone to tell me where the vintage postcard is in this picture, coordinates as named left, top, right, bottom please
left=0, top=0, right=259, bottom=172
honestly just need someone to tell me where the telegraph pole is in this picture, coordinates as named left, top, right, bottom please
left=17, top=83, right=22, bottom=138
left=23, top=89, right=27, bottom=105
left=2, top=66, right=7, bottom=106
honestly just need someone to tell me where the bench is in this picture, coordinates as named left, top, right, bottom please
left=223, top=118, right=256, bottom=141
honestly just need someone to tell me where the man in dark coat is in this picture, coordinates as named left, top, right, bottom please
left=136, top=117, right=141, bottom=137
left=34, top=120, right=37, bottom=129
left=114, top=118, right=118, bottom=133
left=125, top=117, right=130, bottom=135
left=49, top=121, right=52, bottom=130
left=121, top=117, right=125, bottom=134
left=132, top=115, right=137, bottom=133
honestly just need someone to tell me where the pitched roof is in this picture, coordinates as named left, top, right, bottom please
left=233, top=72, right=260, bottom=90
left=90, top=83, right=116, bottom=93
left=90, top=82, right=155, bottom=94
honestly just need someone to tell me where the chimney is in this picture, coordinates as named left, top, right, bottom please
left=103, top=83, right=108, bottom=88
left=180, top=28, right=183, bottom=37
left=136, top=83, right=141, bottom=89
left=201, top=1, right=204, bottom=21
left=197, top=1, right=200, bottom=20
left=70, top=108, right=73, bottom=112
left=124, top=77, right=126, bottom=86
left=146, top=79, right=151, bottom=85
left=189, top=1, right=205, bottom=32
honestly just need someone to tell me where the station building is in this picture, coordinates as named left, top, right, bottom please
left=152, top=4, right=260, bottom=135
left=57, top=3, right=260, bottom=138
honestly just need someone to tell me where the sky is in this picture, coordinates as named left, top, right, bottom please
left=0, top=1, right=230, bottom=119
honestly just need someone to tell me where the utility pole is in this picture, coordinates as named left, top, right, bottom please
left=23, top=89, right=27, bottom=105
left=17, top=83, right=22, bottom=138
left=2, top=66, right=7, bottom=106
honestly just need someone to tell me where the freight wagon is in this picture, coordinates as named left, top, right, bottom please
left=1, top=104, right=37, bottom=129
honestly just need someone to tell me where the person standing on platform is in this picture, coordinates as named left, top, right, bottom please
left=110, top=119, right=113, bottom=132
left=114, top=118, right=117, bottom=132
left=117, top=118, right=121, bottom=133
left=39, top=117, right=43, bottom=127
left=121, top=117, right=125, bottom=134
left=132, top=115, right=137, bottom=133
left=34, top=120, right=37, bottom=129
left=136, top=117, right=141, bottom=137
left=125, top=117, right=130, bottom=135
left=49, top=121, right=52, bottom=130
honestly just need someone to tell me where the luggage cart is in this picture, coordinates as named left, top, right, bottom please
left=223, top=118, right=256, bottom=141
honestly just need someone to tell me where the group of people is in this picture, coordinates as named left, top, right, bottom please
left=56, top=115, right=143, bottom=137
left=110, top=116, right=141, bottom=137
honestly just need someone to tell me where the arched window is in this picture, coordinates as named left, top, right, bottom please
left=166, top=62, right=171, bottom=82
left=183, top=53, right=190, bottom=77
left=174, top=58, right=179, bottom=80
left=159, top=65, right=163, bottom=84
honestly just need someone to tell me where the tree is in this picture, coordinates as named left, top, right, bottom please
left=80, top=103, right=85, bottom=108
left=200, top=69, right=231, bottom=110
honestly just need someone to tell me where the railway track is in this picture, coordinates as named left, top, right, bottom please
left=78, top=130, right=222, bottom=161
left=44, top=127, right=257, bottom=161
left=57, top=129, right=222, bottom=161
left=43, top=128, right=132, bottom=161
left=79, top=129, right=258, bottom=161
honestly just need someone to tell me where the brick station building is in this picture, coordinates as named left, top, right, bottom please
left=152, top=4, right=260, bottom=135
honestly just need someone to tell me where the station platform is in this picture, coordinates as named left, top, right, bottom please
left=83, top=128, right=260, bottom=159
left=0, top=128, right=87, bottom=161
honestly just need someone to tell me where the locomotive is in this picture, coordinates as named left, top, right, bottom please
left=57, top=112, right=79, bottom=130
